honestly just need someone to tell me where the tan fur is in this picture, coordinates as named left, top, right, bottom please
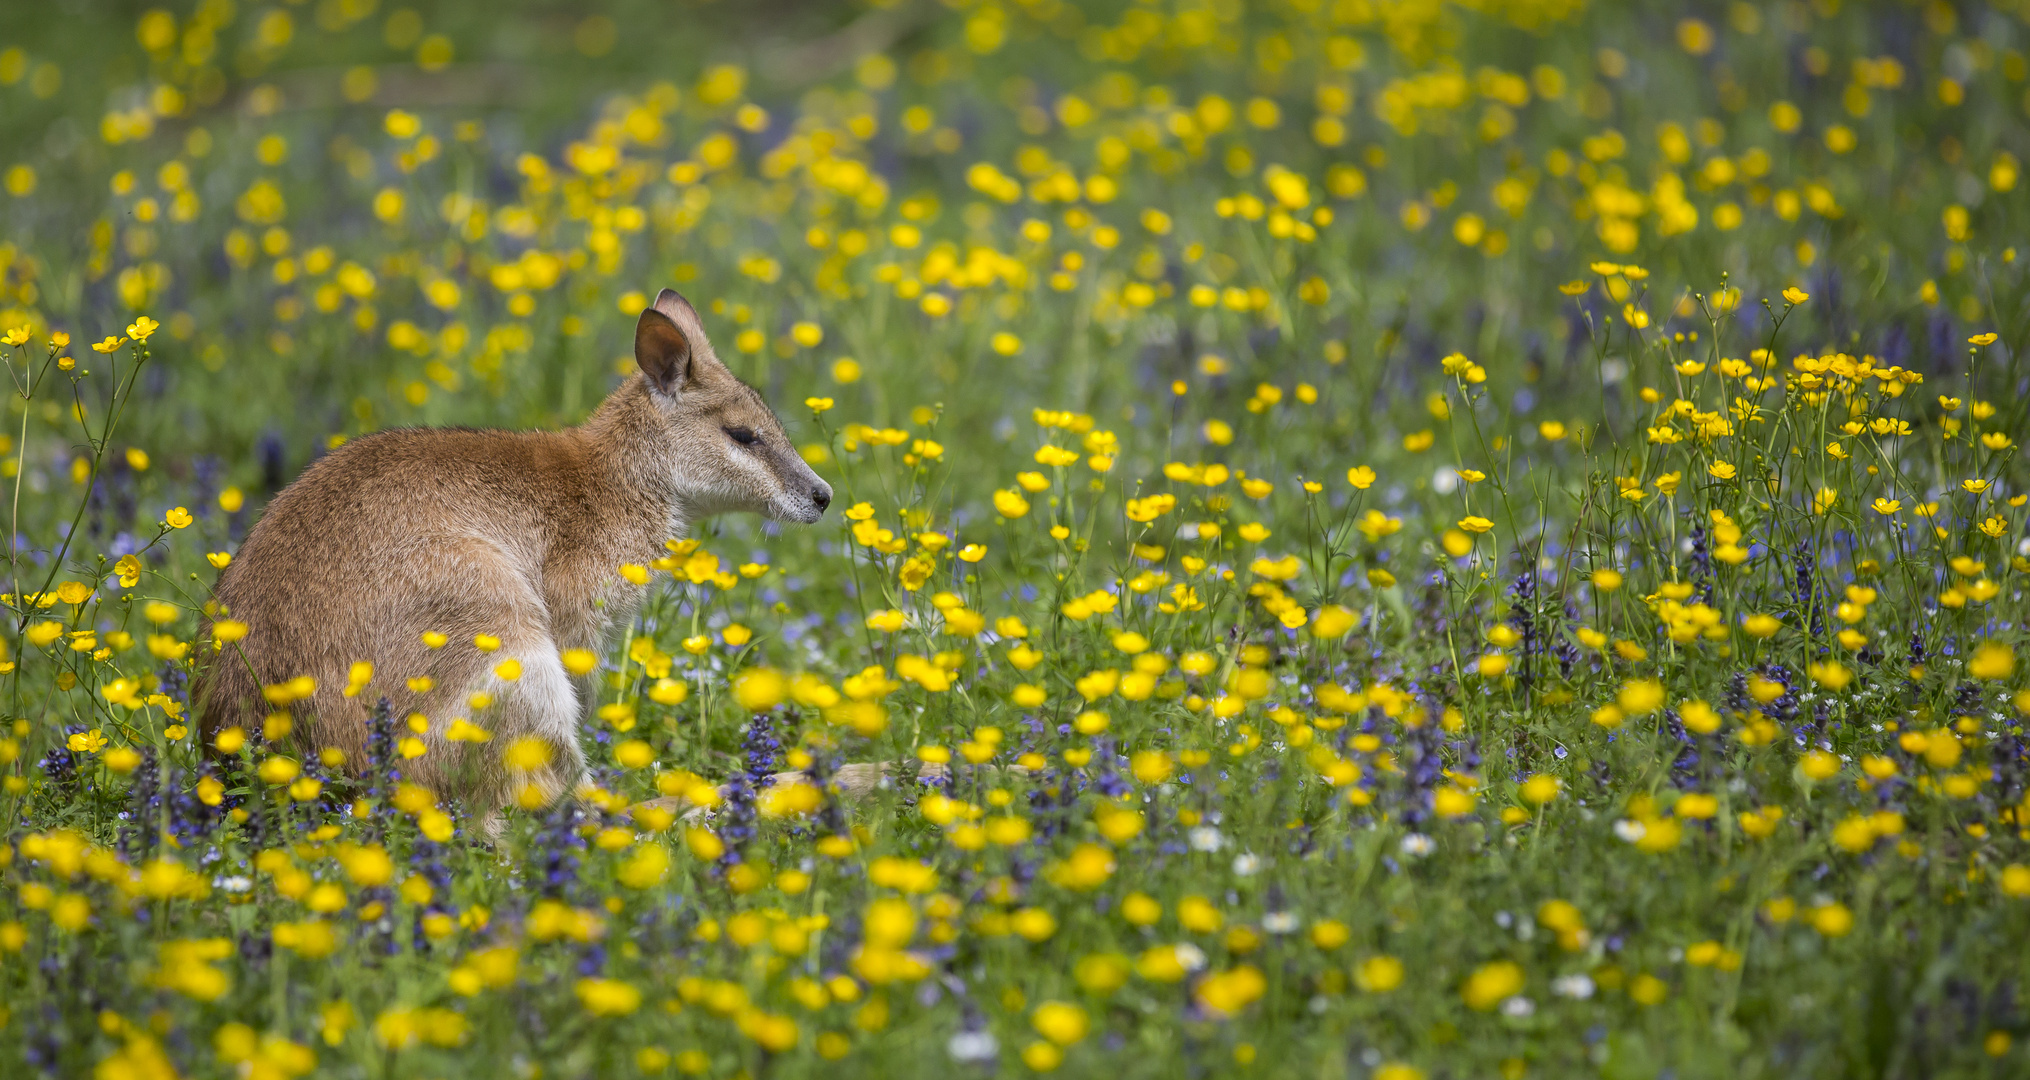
left=198, top=290, right=830, bottom=820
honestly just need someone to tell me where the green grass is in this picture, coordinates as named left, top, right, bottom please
left=3, top=0, right=2030, bottom=1077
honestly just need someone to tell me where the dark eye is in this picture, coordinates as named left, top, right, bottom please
left=726, top=426, right=758, bottom=446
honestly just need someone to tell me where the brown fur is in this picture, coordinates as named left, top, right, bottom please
left=199, top=290, right=830, bottom=820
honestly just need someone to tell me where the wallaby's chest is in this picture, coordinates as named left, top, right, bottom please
left=538, top=532, right=663, bottom=657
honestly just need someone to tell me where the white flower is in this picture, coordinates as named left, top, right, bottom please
left=1551, top=974, right=1595, bottom=1000
left=1500, top=995, right=1536, bottom=1018
left=947, top=1030, right=998, bottom=1062
left=1173, top=942, right=1208, bottom=972
left=216, top=875, right=252, bottom=894
left=1189, top=826, right=1225, bottom=852
left=1399, top=833, right=1435, bottom=857
left=1613, top=819, right=1648, bottom=843
left=1262, top=911, right=1299, bottom=934
left=1231, top=852, right=1262, bottom=876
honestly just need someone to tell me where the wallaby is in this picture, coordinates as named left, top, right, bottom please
left=199, top=289, right=834, bottom=828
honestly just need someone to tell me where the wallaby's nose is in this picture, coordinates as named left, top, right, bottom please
left=812, top=484, right=832, bottom=513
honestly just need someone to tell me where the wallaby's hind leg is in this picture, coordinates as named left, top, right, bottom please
left=406, top=540, right=587, bottom=831
left=467, top=630, right=584, bottom=825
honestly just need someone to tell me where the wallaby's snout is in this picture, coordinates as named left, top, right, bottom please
left=771, top=464, right=832, bottom=525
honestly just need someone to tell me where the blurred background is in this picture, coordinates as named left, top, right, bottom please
left=0, top=0, right=2023, bottom=530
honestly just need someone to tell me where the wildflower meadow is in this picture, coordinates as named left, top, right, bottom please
left=5, top=0, right=2030, bottom=1076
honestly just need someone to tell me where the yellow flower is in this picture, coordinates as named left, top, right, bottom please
left=733, top=667, right=787, bottom=711
left=1195, top=965, right=1267, bottom=1016
left=502, top=737, right=553, bottom=772
left=1021, top=1042, right=1063, bottom=1071
left=1460, top=960, right=1524, bottom=1010
left=1782, top=286, right=1810, bottom=304
left=126, top=316, right=160, bottom=341
left=1130, top=750, right=1173, bottom=785
left=1345, top=465, right=1376, bottom=489
left=1808, top=902, right=1853, bottom=937
left=1031, top=1001, right=1088, bottom=1046
left=91, top=336, right=126, bottom=354
left=1353, top=954, right=1404, bottom=993
left=1457, top=515, right=1493, bottom=534
left=1969, top=642, right=2015, bottom=680
left=1310, top=920, right=1351, bottom=950
left=1807, top=660, right=1853, bottom=690
left=574, top=978, right=642, bottom=1016
left=1617, top=679, right=1665, bottom=717
left=1310, top=605, right=1357, bottom=638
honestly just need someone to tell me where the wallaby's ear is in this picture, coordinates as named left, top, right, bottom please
left=634, top=305, right=693, bottom=396
left=652, top=288, right=709, bottom=345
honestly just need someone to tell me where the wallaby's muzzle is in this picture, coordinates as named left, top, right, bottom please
left=771, top=472, right=833, bottom=525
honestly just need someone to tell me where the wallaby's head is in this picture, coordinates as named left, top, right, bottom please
left=631, top=289, right=832, bottom=524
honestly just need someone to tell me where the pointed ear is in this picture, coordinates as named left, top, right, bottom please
left=634, top=306, right=693, bottom=396
left=652, top=289, right=712, bottom=351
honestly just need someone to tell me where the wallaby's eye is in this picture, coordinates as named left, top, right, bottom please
left=725, top=426, right=758, bottom=446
